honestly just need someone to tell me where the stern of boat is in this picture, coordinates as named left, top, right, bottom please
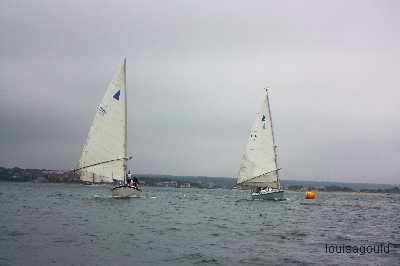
left=112, top=185, right=142, bottom=198
left=251, top=190, right=284, bottom=201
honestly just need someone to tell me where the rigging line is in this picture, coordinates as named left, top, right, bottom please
left=74, top=156, right=132, bottom=172
left=237, top=168, right=282, bottom=184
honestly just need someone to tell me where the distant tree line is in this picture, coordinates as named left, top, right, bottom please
left=360, top=187, right=400, bottom=194
left=0, top=167, right=79, bottom=183
left=136, top=175, right=236, bottom=189
left=1, top=166, right=399, bottom=193
left=287, top=184, right=400, bottom=193
left=0, top=167, right=235, bottom=188
left=287, top=185, right=353, bottom=192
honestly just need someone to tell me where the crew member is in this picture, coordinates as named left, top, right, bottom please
left=127, top=170, right=132, bottom=185
left=132, top=176, right=139, bottom=187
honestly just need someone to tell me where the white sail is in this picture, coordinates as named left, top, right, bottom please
left=237, top=90, right=280, bottom=188
left=78, top=59, right=128, bottom=183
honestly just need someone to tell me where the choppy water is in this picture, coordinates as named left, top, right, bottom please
left=0, top=182, right=399, bottom=266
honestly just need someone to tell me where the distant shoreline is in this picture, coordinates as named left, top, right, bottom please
left=1, top=166, right=399, bottom=194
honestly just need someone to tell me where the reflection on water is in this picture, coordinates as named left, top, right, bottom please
left=0, top=182, right=399, bottom=265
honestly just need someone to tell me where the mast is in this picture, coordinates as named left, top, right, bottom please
left=265, top=88, right=280, bottom=189
left=123, top=58, right=128, bottom=184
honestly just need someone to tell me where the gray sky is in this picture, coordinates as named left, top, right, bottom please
left=1, top=0, right=399, bottom=184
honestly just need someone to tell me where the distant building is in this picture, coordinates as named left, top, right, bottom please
left=43, top=170, right=66, bottom=175
left=179, top=183, right=191, bottom=188
left=156, top=181, right=178, bottom=187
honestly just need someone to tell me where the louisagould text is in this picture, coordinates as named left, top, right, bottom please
left=325, top=243, right=390, bottom=255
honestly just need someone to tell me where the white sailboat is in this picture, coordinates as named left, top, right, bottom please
left=75, top=58, right=141, bottom=198
left=237, top=88, right=284, bottom=200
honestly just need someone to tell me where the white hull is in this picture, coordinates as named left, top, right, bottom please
left=112, top=185, right=142, bottom=198
left=251, top=190, right=284, bottom=200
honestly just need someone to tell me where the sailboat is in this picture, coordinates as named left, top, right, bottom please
left=74, top=58, right=141, bottom=198
left=237, top=88, right=284, bottom=200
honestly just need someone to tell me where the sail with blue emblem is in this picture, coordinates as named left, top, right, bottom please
left=237, top=89, right=280, bottom=188
left=78, top=59, right=128, bottom=183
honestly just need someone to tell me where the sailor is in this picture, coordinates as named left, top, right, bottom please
left=132, top=175, right=139, bottom=187
left=127, top=170, right=132, bottom=185
left=255, top=186, right=261, bottom=193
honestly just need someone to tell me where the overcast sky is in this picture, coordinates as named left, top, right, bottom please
left=1, top=0, right=399, bottom=184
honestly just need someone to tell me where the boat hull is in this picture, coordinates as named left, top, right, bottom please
left=251, top=190, right=284, bottom=201
left=112, top=185, right=142, bottom=198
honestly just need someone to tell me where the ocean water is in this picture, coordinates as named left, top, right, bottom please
left=0, top=182, right=399, bottom=266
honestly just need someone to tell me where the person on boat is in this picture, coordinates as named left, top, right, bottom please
left=127, top=170, right=132, bottom=185
left=132, top=176, right=139, bottom=187
left=260, top=186, right=271, bottom=193
left=255, top=186, right=261, bottom=193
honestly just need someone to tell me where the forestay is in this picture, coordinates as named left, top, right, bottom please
left=237, top=91, right=279, bottom=188
left=78, top=60, right=127, bottom=183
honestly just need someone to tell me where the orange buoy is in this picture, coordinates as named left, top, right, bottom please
left=304, top=191, right=316, bottom=199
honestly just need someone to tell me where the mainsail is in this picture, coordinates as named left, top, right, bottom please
left=237, top=89, right=280, bottom=188
left=78, top=59, right=128, bottom=183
